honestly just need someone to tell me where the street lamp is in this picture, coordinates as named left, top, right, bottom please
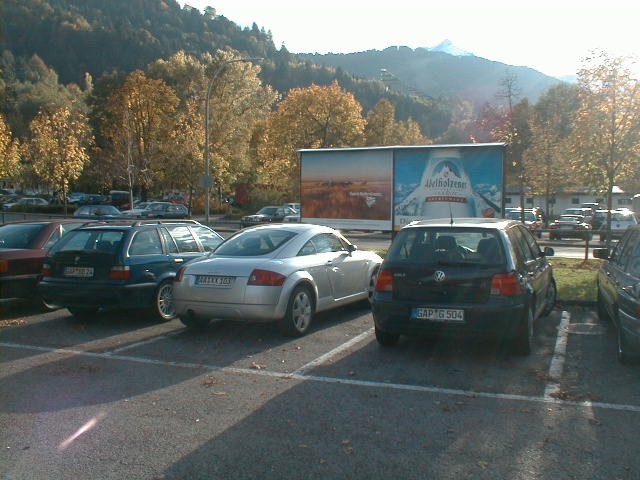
left=203, top=57, right=263, bottom=225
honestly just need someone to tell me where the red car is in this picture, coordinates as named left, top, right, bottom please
left=0, top=220, right=88, bottom=302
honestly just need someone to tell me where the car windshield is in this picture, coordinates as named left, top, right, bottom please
left=214, top=229, right=297, bottom=256
left=0, top=223, right=46, bottom=249
left=507, top=210, right=536, bottom=221
left=387, top=228, right=505, bottom=266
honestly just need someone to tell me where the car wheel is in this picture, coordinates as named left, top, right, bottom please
left=375, top=327, right=399, bottom=346
left=67, top=307, right=98, bottom=321
left=366, top=268, right=379, bottom=306
left=596, top=289, right=610, bottom=322
left=542, top=280, right=556, bottom=317
left=279, top=285, right=313, bottom=337
left=152, top=279, right=176, bottom=322
left=512, top=308, right=533, bottom=356
left=179, top=315, right=211, bottom=330
left=615, top=308, right=638, bottom=365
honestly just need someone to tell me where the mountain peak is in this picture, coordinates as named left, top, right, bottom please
left=428, top=39, right=473, bottom=57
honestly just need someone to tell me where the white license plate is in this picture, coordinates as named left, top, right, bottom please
left=195, top=275, right=235, bottom=287
left=63, top=266, right=94, bottom=278
left=412, top=307, right=464, bottom=323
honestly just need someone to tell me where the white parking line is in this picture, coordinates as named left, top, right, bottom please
left=292, top=327, right=374, bottom=375
left=544, top=310, right=571, bottom=399
left=3, top=338, right=640, bottom=414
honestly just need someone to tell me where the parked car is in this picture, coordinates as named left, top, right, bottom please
left=240, top=206, right=296, bottom=228
left=173, top=223, right=383, bottom=336
left=505, top=208, right=544, bottom=237
left=74, top=204, right=123, bottom=219
left=564, top=207, right=595, bottom=224
left=282, top=202, right=300, bottom=213
left=548, top=214, right=593, bottom=240
left=0, top=220, right=88, bottom=303
left=121, top=201, right=152, bottom=217
left=593, top=226, right=640, bottom=363
left=37, top=220, right=224, bottom=321
left=371, top=218, right=556, bottom=355
left=139, top=201, right=189, bottom=219
left=3, top=197, right=49, bottom=210
left=598, top=210, right=638, bottom=241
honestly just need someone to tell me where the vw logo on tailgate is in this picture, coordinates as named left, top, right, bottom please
left=434, top=270, right=446, bottom=283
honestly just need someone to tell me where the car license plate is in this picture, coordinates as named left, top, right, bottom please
left=63, top=266, right=94, bottom=278
left=412, top=307, right=464, bottom=323
left=195, top=275, right=235, bottom=287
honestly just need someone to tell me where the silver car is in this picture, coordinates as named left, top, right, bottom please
left=173, top=223, right=382, bottom=336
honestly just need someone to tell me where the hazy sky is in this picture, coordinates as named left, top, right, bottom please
left=179, top=0, right=639, bottom=78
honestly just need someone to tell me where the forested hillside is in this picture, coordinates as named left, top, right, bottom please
left=2, top=0, right=449, bottom=137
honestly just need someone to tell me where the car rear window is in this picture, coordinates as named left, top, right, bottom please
left=50, top=229, right=125, bottom=254
left=0, top=223, right=46, bottom=249
left=215, top=230, right=297, bottom=256
left=387, top=228, right=504, bottom=265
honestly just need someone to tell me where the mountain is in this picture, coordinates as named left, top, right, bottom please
left=427, top=39, right=473, bottom=57
left=299, top=46, right=562, bottom=105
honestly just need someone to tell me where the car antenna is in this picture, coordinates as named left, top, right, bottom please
left=449, top=202, right=454, bottom=226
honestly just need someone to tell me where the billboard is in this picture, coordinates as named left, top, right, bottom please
left=394, top=145, right=504, bottom=230
left=300, top=149, right=393, bottom=230
left=299, top=144, right=505, bottom=232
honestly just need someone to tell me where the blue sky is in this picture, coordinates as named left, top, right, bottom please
left=179, top=0, right=639, bottom=78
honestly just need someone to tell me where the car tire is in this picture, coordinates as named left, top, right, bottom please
left=151, top=279, right=176, bottom=322
left=179, top=315, right=211, bottom=330
left=366, top=268, right=379, bottom=306
left=375, top=327, right=399, bottom=346
left=279, top=285, right=313, bottom=337
left=596, top=289, right=610, bottom=322
left=615, top=308, right=638, bottom=365
left=511, top=308, right=533, bottom=356
left=542, top=280, right=557, bottom=317
left=68, top=307, right=98, bottom=321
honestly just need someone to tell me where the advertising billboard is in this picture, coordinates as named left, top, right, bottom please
left=299, top=144, right=505, bottom=232
left=394, top=144, right=504, bottom=230
left=300, top=149, right=393, bottom=230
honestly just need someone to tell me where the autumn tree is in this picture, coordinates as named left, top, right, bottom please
left=26, top=107, right=93, bottom=211
left=257, top=81, right=366, bottom=196
left=0, top=113, right=21, bottom=184
left=570, top=51, right=640, bottom=243
left=102, top=70, right=180, bottom=198
left=364, top=98, right=428, bottom=146
left=523, top=83, right=579, bottom=215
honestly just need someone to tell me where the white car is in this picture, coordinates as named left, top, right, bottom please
left=173, top=223, right=382, bottom=336
left=3, top=197, right=49, bottom=209
left=599, top=210, right=638, bottom=240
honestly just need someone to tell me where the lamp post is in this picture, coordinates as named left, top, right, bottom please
left=203, top=57, right=262, bottom=225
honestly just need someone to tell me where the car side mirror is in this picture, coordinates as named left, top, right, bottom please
left=347, top=244, right=357, bottom=255
left=593, top=248, right=610, bottom=260
left=542, top=246, right=554, bottom=257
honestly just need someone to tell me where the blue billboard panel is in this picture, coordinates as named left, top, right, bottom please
left=394, top=145, right=504, bottom=230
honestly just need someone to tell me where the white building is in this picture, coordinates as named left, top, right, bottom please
left=504, top=186, right=633, bottom=217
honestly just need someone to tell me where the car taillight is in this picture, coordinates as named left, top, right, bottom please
left=0, top=259, right=8, bottom=273
left=374, top=269, right=393, bottom=292
left=109, top=265, right=131, bottom=280
left=41, top=262, right=51, bottom=277
left=490, top=272, right=525, bottom=296
left=174, top=266, right=186, bottom=282
left=248, top=269, right=286, bottom=286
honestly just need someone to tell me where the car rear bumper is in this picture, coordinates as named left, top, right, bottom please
left=372, top=297, right=528, bottom=339
left=38, top=279, right=156, bottom=311
left=175, top=299, right=282, bottom=322
left=0, top=275, right=39, bottom=299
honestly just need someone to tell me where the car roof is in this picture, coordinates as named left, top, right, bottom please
left=70, top=219, right=204, bottom=230
left=402, top=217, right=517, bottom=229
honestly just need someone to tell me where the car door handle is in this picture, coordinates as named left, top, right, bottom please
left=174, top=258, right=184, bottom=263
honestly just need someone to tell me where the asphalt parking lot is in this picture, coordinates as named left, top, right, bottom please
left=1, top=301, right=640, bottom=480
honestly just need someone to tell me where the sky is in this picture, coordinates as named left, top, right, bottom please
left=178, top=0, right=639, bottom=78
